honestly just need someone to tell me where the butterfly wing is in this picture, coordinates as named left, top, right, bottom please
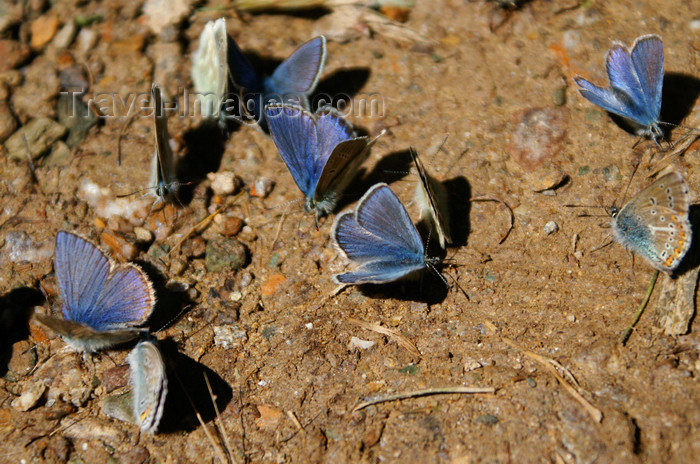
left=266, top=104, right=319, bottom=198
left=574, top=77, right=643, bottom=123
left=613, top=172, right=691, bottom=272
left=266, top=36, right=326, bottom=96
left=55, top=231, right=110, bottom=324
left=89, top=262, right=155, bottom=330
left=312, top=109, right=370, bottom=214
left=227, top=35, right=262, bottom=92
left=128, top=340, right=168, bottom=434
left=631, top=34, right=663, bottom=123
left=411, top=148, right=452, bottom=248
left=191, top=18, right=229, bottom=119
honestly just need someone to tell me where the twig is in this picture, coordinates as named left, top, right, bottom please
left=470, top=195, right=514, bottom=244
left=173, top=370, right=230, bottom=464
left=483, top=320, right=603, bottom=422
left=286, top=410, right=304, bottom=432
left=620, top=269, right=659, bottom=345
left=166, top=205, right=227, bottom=257
left=353, top=386, right=495, bottom=413
left=347, top=317, right=421, bottom=358
left=204, top=372, right=237, bottom=464
left=647, top=133, right=700, bottom=178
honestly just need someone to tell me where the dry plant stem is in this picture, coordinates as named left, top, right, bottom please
left=620, top=269, right=659, bottom=345
left=347, top=317, right=421, bottom=358
left=173, top=370, right=230, bottom=464
left=482, top=320, right=603, bottom=423
left=470, top=195, right=514, bottom=244
left=353, top=386, right=496, bottom=413
left=204, top=372, right=238, bottom=464
left=647, top=133, right=700, bottom=178
left=166, top=204, right=228, bottom=257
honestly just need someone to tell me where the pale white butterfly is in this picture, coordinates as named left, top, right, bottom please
left=191, top=18, right=228, bottom=124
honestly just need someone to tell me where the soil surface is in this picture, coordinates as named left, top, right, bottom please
left=1, top=0, right=699, bottom=463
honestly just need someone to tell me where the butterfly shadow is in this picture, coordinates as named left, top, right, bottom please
left=157, top=338, right=234, bottom=433
left=352, top=265, right=450, bottom=305
left=178, top=122, right=230, bottom=204
left=0, top=287, right=44, bottom=377
left=312, top=68, right=371, bottom=112
left=134, top=260, right=194, bottom=333
left=443, top=176, right=472, bottom=247
left=672, top=204, right=700, bottom=276
left=660, top=73, right=700, bottom=136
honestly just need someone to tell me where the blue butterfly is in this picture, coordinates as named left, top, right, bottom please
left=229, top=36, right=326, bottom=129
left=266, top=103, right=379, bottom=220
left=33, top=231, right=155, bottom=352
left=127, top=339, right=167, bottom=434
left=574, top=34, right=664, bottom=143
left=332, top=183, right=441, bottom=284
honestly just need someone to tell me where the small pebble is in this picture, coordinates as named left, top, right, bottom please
left=0, top=102, right=17, bottom=143
left=4, top=117, right=67, bottom=161
left=0, top=40, right=31, bottom=72
left=30, top=14, right=60, bottom=50
left=133, top=227, right=153, bottom=244
left=207, top=171, right=239, bottom=196
left=220, top=215, right=244, bottom=237
left=349, top=336, right=375, bottom=350
left=543, top=221, right=559, bottom=235
left=101, top=393, right=136, bottom=424
left=101, top=365, right=130, bottom=393
left=213, top=324, right=247, bottom=349
left=464, top=359, right=483, bottom=372
left=184, top=236, right=206, bottom=258
left=11, top=382, right=46, bottom=411
left=508, top=107, right=568, bottom=172
left=75, top=28, right=98, bottom=55
left=205, top=237, right=247, bottom=272
left=52, top=21, right=77, bottom=49
left=143, top=0, right=192, bottom=36
left=261, top=273, right=286, bottom=296
left=170, top=258, right=186, bottom=276
left=567, top=314, right=576, bottom=323
left=2, top=231, right=53, bottom=263
left=239, top=271, right=253, bottom=287
left=250, top=177, right=275, bottom=198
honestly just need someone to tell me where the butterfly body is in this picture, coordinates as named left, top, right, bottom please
left=266, top=104, right=377, bottom=220
left=575, top=34, right=664, bottom=143
left=34, top=231, right=155, bottom=352
left=611, top=171, right=691, bottom=273
left=333, top=183, right=440, bottom=284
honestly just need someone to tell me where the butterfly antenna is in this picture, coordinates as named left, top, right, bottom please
left=618, top=160, right=641, bottom=208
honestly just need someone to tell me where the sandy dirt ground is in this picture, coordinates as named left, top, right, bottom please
left=1, top=0, right=699, bottom=462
